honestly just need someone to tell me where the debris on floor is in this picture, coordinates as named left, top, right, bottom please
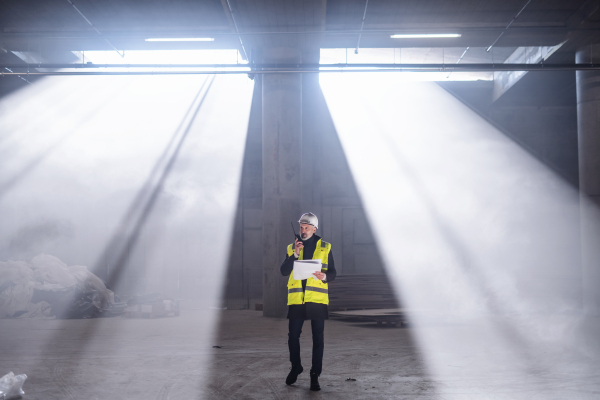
left=345, top=378, right=357, bottom=381
left=330, top=308, right=407, bottom=326
left=0, top=254, right=125, bottom=319
left=0, top=371, right=27, bottom=399
left=124, top=292, right=180, bottom=318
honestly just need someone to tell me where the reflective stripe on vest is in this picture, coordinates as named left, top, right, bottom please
left=305, top=287, right=328, bottom=294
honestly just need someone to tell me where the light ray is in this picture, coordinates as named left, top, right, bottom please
left=321, top=72, right=600, bottom=398
left=0, top=72, right=254, bottom=397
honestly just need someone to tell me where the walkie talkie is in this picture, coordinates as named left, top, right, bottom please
left=291, top=222, right=302, bottom=242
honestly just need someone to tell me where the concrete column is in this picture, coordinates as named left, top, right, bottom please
left=262, top=47, right=303, bottom=318
left=576, top=45, right=600, bottom=314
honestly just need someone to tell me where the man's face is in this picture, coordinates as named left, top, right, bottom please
left=300, top=223, right=317, bottom=240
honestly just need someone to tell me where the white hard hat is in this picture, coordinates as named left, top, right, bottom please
left=298, top=212, right=318, bottom=229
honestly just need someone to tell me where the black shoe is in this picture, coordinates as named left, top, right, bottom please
left=286, top=365, right=303, bottom=385
left=310, top=372, right=321, bottom=391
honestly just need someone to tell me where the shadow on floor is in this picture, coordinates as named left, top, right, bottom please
left=201, top=310, right=436, bottom=400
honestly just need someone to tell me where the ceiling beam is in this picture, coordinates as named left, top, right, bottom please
left=1, top=62, right=600, bottom=76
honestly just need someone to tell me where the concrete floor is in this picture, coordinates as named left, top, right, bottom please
left=1, top=310, right=599, bottom=399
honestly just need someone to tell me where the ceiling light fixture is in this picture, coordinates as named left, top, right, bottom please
left=390, top=33, right=461, bottom=39
left=145, top=38, right=215, bottom=42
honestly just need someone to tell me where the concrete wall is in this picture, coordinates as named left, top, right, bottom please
left=224, top=73, right=385, bottom=309
left=439, top=72, right=579, bottom=186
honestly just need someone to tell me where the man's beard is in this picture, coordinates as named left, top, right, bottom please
left=302, top=232, right=312, bottom=239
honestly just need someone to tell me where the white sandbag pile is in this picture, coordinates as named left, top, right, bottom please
left=0, top=254, right=116, bottom=319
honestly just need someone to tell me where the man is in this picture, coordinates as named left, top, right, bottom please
left=280, top=212, right=337, bottom=391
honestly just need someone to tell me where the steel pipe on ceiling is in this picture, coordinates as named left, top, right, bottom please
left=1, top=63, right=600, bottom=75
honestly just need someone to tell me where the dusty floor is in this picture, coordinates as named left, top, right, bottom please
left=1, top=310, right=599, bottom=399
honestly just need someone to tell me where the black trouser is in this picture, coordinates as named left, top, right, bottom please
left=288, top=318, right=325, bottom=375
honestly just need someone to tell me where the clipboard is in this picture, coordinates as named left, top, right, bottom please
left=292, top=259, right=322, bottom=281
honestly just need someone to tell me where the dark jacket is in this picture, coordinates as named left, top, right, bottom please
left=280, top=234, right=336, bottom=320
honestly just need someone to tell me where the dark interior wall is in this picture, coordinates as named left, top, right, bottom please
left=438, top=71, right=579, bottom=186
left=0, top=51, right=77, bottom=99
left=491, top=71, right=579, bottom=186
left=0, top=75, right=37, bottom=99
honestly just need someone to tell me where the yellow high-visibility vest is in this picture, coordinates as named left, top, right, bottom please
left=286, top=239, right=331, bottom=305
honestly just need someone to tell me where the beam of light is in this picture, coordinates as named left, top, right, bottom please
left=97, top=75, right=217, bottom=291
left=0, top=78, right=125, bottom=200
left=145, top=38, right=215, bottom=42
left=321, top=72, right=600, bottom=398
left=0, top=72, right=254, bottom=397
left=390, top=33, right=462, bottom=39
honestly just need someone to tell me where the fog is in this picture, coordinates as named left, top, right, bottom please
left=0, top=72, right=254, bottom=395
left=321, top=73, right=600, bottom=397
left=0, top=73, right=253, bottom=299
left=2, top=66, right=599, bottom=397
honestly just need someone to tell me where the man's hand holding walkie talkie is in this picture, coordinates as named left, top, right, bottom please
left=294, top=238, right=304, bottom=257
left=291, top=222, right=303, bottom=257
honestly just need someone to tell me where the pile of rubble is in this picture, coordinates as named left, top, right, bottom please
left=0, top=254, right=125, bottom=319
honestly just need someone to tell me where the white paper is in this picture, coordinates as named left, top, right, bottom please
left=292, top=259, right=322, bottom=281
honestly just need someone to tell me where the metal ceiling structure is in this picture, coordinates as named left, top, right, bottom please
left=2, top=63, right=600, bottom=76
left=1, top=0, right=600, bottom=70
